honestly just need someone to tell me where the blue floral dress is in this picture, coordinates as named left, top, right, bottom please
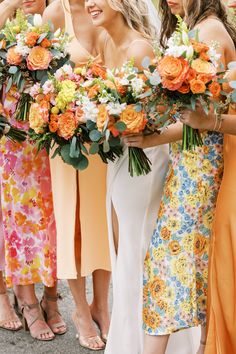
left=143, top=132, right=223, bottom=335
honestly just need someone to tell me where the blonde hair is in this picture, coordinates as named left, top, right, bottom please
left=108, top=0, right=157, bottom=39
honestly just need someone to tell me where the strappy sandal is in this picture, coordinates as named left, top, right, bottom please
left=40, top=293, right=67, bottom=335
left=0, top=292, right=22, bottom=331
left=72, top=311, right=105, bottom=351
left=21, top=302, right=55, bottom=341
left=92, top=317, right=108, bottom=343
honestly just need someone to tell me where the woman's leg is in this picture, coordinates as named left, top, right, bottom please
left=90, top=269, right=111, bottom=340
left=143, top=334, right=170, bottom=354
left=14, top=284, right=54, bottom=340
left=0, top=271, right=22, bottom=330
left=41, top=282, right=67, bottom=334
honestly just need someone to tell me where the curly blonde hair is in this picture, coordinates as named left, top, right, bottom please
left=108, top=0, right=157, bottom=39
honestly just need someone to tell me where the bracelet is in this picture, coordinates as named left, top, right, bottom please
left=212, top=113, right=218, bottom=131
left=215, top=112, right=223, bottom=132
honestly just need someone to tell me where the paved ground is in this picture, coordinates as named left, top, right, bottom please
left=0, top=279, right=111, bottom=354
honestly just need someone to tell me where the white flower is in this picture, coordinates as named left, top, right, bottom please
left=42, top=80, right=55, bottom=95
left=119, top=77, right=129, bottom=86
left=182, top=31, right=189, bottom=45
left=33, top=14, right=43, bottom=27
left=15, top=44, right=30, bottom=56
left=107, top=102, right=126, bottom=116
left=81, top=100, right=99, bottom=122
left=54, top=64, right=73, bottom=80
left=186, top=45, right=194, bottom=60
left=208, top=47, right=221, bottom=67
left=165, top=45, right=189, bottom=58
left=29, top=83, right=41, bottom=98
left=130, top=77, right=144, bottom=95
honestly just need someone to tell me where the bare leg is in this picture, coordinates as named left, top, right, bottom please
left=90, top=269, right=111, bottom=341
left=14, top=284, right=54, bottom=340
left=41, top=283, right=67, bottom=334
left=143, top=333, right=170, bottom=354
left=196, top=325, right=206, bottom=354
left=0, top=271, right=22, bottom=330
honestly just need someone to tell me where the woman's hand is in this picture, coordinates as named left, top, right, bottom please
left=4, top=0, right=23, bottom=11
left=180, top=105, right=215, bottom=131
left=122, top=133, right=159, bottom=149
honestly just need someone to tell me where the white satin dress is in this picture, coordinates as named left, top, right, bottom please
left=105, top=146, right=201, bottom=354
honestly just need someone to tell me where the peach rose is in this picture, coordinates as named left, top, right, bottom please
left=29, top=101, right=49, bottom=134
left=49, top=114, right=59, bottom=133
left=27, top=46, right=52, bottom=71
left=197, top=73, right=214, bottom=84
left=75, top=107, right=86, bottom=124
left=190, top=40, right=209, bottom=54
left=97, top=104, right=108, bottom=132
left=186, top=68, right=197, bottom=82
left=120, top=105, right=147, bottom=134
left=40, top=38, right=51, bottom=48
left=209, top=81, right=221, bottom=98
left=191, top=58, right=216, bottom=75
left=190, top=79, right=206, bottom=94
left=200, top=51, right=210, bottom=61
left=158, top=56, right=190, bottom=90
left=25, top=32, right=40, bottom=47
left=6, top=46, right=22, bottom=65
left=57, top=111, right=77, bottom=140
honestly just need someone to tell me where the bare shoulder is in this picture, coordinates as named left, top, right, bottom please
left=43, top=0, right=64, bottom=30
left=127, top=38, right=154, bottom=69
left=196, top=18, right=233, bottom=47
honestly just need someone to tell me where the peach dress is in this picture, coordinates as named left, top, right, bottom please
left=205, top=104, right=236, bottom=354
left=50, top=0, right=110, bottom=279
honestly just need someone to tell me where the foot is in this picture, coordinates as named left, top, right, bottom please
left=0, top=292, right=22, bottom=331
left=22, top=302, right=55, bottom=341
left=72, top=310, right=105, bottom=351
left=40, top=294, right=67, bottom=335
left=90, top=302, right=110, bottom=342
left=196, top=340, right=206, bottom=354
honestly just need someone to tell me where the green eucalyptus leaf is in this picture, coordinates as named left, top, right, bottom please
left=89, top=142, right=99, bottom=154
left=89, top=129, right=102, bottom=142
left=8, top=66, right=18, bottom=74
left=103, top=140, right=110, bottom=153
left=114, top=121, right=126, bottom=132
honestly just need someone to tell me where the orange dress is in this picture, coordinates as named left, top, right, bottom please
left=205, top=105, right=236, bottom=353
left=50, top=0, right=111, bottom=278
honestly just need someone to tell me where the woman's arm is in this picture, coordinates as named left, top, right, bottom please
left=123, top=122, right=183, bottom=148
left=0, top=0, right=23, bottom=29
left=42, top=0, right=64, bottom=30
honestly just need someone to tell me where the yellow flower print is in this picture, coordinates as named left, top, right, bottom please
left=170, top=175, right=180, bottom=191
left=202, top=159, right=212, bottom=173
left=160, top=227, right=171, bottom=241
left=149, top=277, right=166, bottom=300
left=202, top=210, right=214, bottom=229
left=169, top=240, right=181, bottom=256
left=153, top=246, right=165, bottom=260
left=143, top=308, right=161, bottom=329
left=156, top=299, right=168, bottom=311
left=172, top=255, right=188, bottom=276
left=167, top=218, right=181, bottom=232
left=194, top=234, right=208, bottom=256
left=186, top=194, right=199, bottom=207
left=164, top=287, right=175, bottom=303
left=182, top=234, right=194, bottom=253
left=169, top=196, right=179, bottom=209
left=180, top=300, right=192, bottom=314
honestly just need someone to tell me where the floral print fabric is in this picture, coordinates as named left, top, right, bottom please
left=0, top=89, right=56, bottom=287
left=143, top=132, right=223, bottom=335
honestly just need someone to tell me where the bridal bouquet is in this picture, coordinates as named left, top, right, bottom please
left=28, top=63, right=123, bottom=170
left=81, top=61, right=154, bottom=176
left=148, top=16, right=224, bottom=150
left=0, top=9, right=71, bottom=121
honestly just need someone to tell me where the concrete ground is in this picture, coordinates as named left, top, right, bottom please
left=0, top=279, right=111, bottom=354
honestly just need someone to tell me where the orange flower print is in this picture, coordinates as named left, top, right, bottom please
left=143, top=308, right=161, bottom=329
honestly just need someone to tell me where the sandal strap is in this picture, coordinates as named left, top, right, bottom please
left=43, top=293, right=62, bottom=302
left=21, top=302, right=44, bottom=328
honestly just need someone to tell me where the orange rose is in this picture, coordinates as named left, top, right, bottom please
left=6, top=46, right=22, bottom=65
left=191, top=58, right=216, bottom=76
left=200, top=51, right=210, bottom=61
left=190, top=79, right=206, bottom=94
left=120, top=105, right=147, bottom=134
left=40, top=38, right=51, bottom=48
left=57, top=111, right=77, bottom=140
left=158, top=56, right=190, bottom=90
left=178, top=82, right=190, bottom=94
left=25, top=32, right=40, bottom=47
left=29, top=100, right=49, bottom=134
left=209, top=81, right=221, bottom=98
left=186, top=68, right=197, bottom=82
left=49, top=114, right=58, bottom=133
left=27, top=46, right=52, bottom=71
left=90, top=63, right=107, bottom=79
left=190, top=40, right=209, bottom=53
left=197, top=73, right=214, bottom=84
left=97, top=104, right=108, bottom=132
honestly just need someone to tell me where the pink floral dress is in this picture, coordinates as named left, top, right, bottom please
left=0, top=88, right=56, bottom=288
